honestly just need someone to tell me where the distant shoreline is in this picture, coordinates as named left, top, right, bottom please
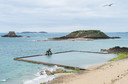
left=21, top=31, right=47, bottom=33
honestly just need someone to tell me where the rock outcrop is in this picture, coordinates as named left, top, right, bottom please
left=101, top=46, right=128, bottom=53
left=2, top=31, right=22, bottom=37
left=40, top=68, right=65, bottom=75
left=53, top=68, right=64, bottom=73
left=53, top=30, right=120, bottom=40
left=45, top=70, right=53, bottom=75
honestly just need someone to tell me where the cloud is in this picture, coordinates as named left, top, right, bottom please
left=0, top=0, right=125, bottom=17
left=0, top=0, right=128, bottom=32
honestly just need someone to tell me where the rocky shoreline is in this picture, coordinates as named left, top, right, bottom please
left=34, top=38, right=93, bottom=41
left=51, top=37, right=120, bottom=41
left=34, top=36, right=120, bottom=42
left=101, top=46, right=128, bottom=53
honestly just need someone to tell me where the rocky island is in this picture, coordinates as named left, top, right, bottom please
left=101, top=46, right=128, bottom=53
left=101, top=46, right=128, bottom=61
left=2, top=31, right=22, bottom=37
left=51, top=30, right=120, bottom=41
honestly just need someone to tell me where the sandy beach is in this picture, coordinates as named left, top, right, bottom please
left=49, top=58, right=128, bottom=84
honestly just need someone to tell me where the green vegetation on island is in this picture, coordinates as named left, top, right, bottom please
left=66, top=30, right=108, bottom=38
left=53, top=30, right=120, bottom=40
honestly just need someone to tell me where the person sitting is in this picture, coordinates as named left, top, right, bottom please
left=45, top=49, right=52, bottom=55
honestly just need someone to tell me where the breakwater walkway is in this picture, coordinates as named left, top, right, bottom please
left=14, top=50, right=108, bottom=70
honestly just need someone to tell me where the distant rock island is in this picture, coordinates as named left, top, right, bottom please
left=21, top=31, right=47, bottom=33
left=2, top=31, right=22, bottom=37
left=101, top=46, right=128, bottom=53
left=51, top=30, right=120, bottom=41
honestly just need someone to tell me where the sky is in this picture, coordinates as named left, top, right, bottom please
left=0, top=0, right=128, bottom=32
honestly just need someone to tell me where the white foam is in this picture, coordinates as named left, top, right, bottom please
left=23, top=66, right=61, bottom=84
left=24, top=75, right=56, bottom=84
left=0, top=79, right=7, bottom=82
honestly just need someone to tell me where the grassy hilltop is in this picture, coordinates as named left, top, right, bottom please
left=65, top=30, right=108, bottom=38
left=52, top=30, right=120, bottom=40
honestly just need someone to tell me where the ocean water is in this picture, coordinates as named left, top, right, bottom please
left=0, top=32, right=128, bottom=84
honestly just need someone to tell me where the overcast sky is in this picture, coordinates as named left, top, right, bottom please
left=0, top=0, right=128, bottom=32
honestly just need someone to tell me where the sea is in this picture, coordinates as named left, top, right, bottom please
left=0, top=32, right=128, bottom=84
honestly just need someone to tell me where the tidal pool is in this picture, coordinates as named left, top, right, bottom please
left=24, top=52, right=117, bottom=68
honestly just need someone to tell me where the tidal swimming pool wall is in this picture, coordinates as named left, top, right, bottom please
left=14, top=50, right=117, bottom=70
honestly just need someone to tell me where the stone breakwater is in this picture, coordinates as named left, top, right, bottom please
left=14, top=50, right=108, bottom=70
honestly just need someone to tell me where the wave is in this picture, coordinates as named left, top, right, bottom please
left=0, top=78, right=9, bottom=82
left=24, top=75, right=56, bottom=84
left=23, top=65, right=61, bottom=84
